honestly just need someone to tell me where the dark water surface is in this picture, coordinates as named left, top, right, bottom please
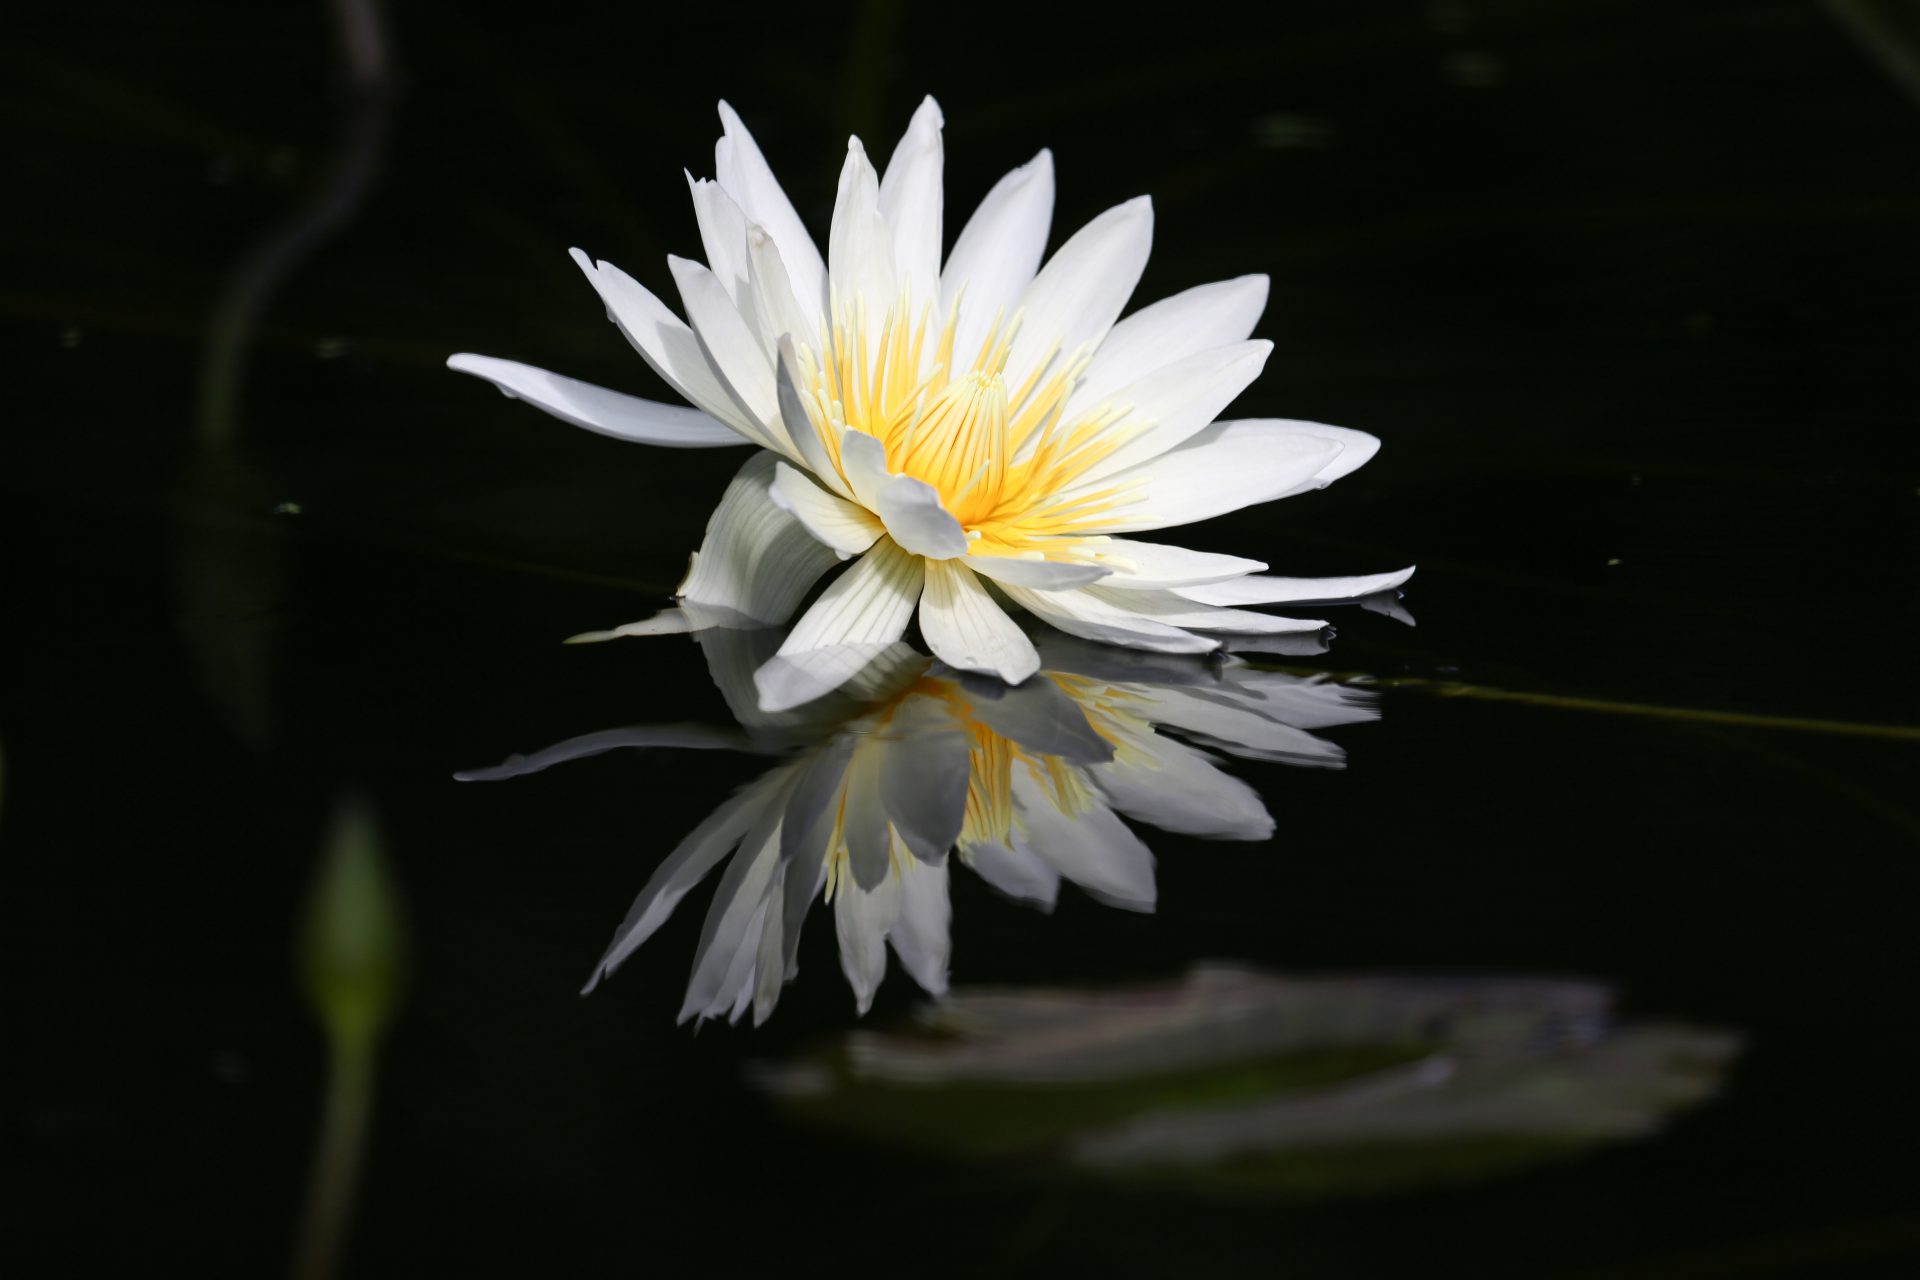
left=5, top=1, right=1919, bottom=1275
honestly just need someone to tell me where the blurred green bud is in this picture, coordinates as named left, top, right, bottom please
left=301, top=794, right=405, bottom=1050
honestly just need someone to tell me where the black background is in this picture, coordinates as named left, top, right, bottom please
left=4, top=1, right=1919, bottom=1275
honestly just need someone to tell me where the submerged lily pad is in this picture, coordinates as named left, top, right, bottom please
left=754, top=965, right=1740, bottom=1197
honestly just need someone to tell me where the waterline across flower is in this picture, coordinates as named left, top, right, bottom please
left=451, top=98, right=1412, bottom=711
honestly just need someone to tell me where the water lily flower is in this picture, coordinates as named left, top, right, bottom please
left=451, top=97, right=1412, bottom=710
left=457, top=624, right=1382, bottom=1024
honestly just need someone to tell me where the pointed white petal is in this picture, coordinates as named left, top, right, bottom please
left=919, top=559, right=1041, bottom=684
left=1272, top=422, right=1381, bottom=488
left=888, top=862, right=952, bottom=997
left=965, top=555, right=1110, bottom=590
left=963, top=840, right=1061, bottom=911
left=875, top=474, right=968, bottom=559
left=582, top=770, right=784, bottom=993
left=665, top=255, right=782, bottom=441
left=827, top=138, right=896, bottom=333
left=1084, top=586, right=1327, bottom=635
left=1096, top=735, right=1273, bottom=841
left=834, top=872, right=902, bottom=1014
left=998, top=584, right=1217, bottom=654
left=1176, top=566, right=1416, bottom=607
left=878, top=96, right=943, bottom=305
left=1091, top=539, right=1267, bottom=590
left=837, top=428, right=892, bottom=510
left=678, top=452, right=841, bottom=624
left=756, top=540, right=925, bottom=711
left=1068, top=274, right=1270, bottom=418
left=1070, top=340, right=1273, bottom=484
left=715, top=101, right=827, bottom=315
left=940, top=150, right=1053, bottom=376
left=748, top=225, right=820, bottom=351
left=564, top=602, right=762, bottom=645
left=1004, top=196, right=1153, bottom=394
left=1012, top=772, right=1156, bottom=912
left=570, top=248, right=760, bottom=436
left=770, top=462, right=882, bottom=557
left=1074, top=419, right=1353, bottom=534
left=686, top=174, right=752, bottom=306
left=453, top=723, right=748, bottom=782
left=753, top=644, right=904, bottom=717
left=774, top=337, right=854, bottom=499
left=447, top=354, right=748, bottom=447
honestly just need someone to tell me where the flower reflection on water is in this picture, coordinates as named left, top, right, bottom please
left=458, top=622, right=1380, bottom=1024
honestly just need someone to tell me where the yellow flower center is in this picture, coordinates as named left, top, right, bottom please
left=789, top=293, right=1143, bottom=559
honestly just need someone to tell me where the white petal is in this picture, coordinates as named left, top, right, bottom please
left=919, top=559, right=1041, bottom=684
left=678, top=452, right=841, bottom=624
left=827, top=138, right=896, bottom=335
left=1176, top=565, right=1416, bottom=607
left=1004, top=196, right=1153, bottom=394
left=665, top=255, right=782, bottom=442
left=447, top=354, right=748, bottom=448
left=753, top=644, right=904, bottom=717
left=837, top=428, right=892, bottom=510
left=748, top=225, right=820, bottom=351
left=1096, top=735, right=1273, bottom=841
left=1069, top=340, right=1273, bottom=485
left=1091, top=539, right=1267, bottom=590
left=686, top=174, right=751, bottom=307
left=1067, top=274, right=1270, bottom=418
left=756, top=540, right=925, bottom=711
left=1075, top=419, right=1353, bottom=534
left=940, top=150, right=1053, bottom=377
left=569, top=248, right=760, bottom=436
left=565, top=603, right=761, bottom=644
left=770, top=462, right=882, bottom=557
left=582, top=769, right=784, bottom=993
left=963, top=840, right=1061, bottom=911
left=834, top=872, right=901, bottom=1014
left=1273, top=422, right=1380, bottom=488
left=1084, top=586, right=1327, bottom=635
left=875, top=474, right=968, bottom=559
left=878, top=96, right=943, bottom=305
left=998, top=584, right=1217, bottom=654
left=774, top=337, right=854, bottom=499
left=888, top=862, right=952, bottom=997
left=453, top=723, right=747, bottom=782
left=1012, top=772, right=1156, bottom=911
left=965, top=555, right=1110, bottom=590
left=715, top=101, right=826, bottom=315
